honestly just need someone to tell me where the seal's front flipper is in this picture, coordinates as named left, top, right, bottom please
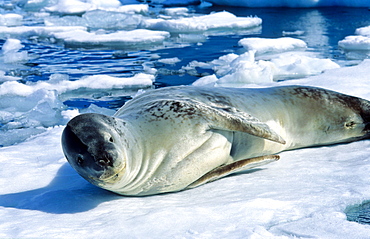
left=187, top=155, right=280, bottom=189
left=205, top=105, right=286, bottom=144
left=183, top=99, right=286, bottom=144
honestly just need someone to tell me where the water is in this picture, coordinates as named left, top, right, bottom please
left=8, top=6, right=370, bottom=110
left=346, top=201, right=370, bottom=225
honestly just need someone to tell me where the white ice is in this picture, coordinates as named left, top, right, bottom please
left=1, top=38, right=28, bottom=64
left=206, top=0, right=370, bottom=7
left=0, top=73, right=153, bottom=146
left=238, top=37, right=307, bottom=56
left=0, top=13, right=23, bottom=27
left=2, top=60, right=370, bottom=238
left=0, top=25, right=87, bottom=39
left=52, top=29, right=170, bottom=49
left=338, top=24, right=370, bottom=59
left=192, top=37, right=339, bottom=86
left=141, top=11, right=262, bottom=33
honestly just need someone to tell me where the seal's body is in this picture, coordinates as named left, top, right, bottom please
left=62, top=86, right=370, bottom=196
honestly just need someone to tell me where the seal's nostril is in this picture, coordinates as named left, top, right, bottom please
left=98, top=159, right=109, bottom=167
left=77, top=155, right=84, bottom=166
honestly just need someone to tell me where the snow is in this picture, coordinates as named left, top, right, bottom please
left=44, top=9, right=145, bottom=30
left=206, top=0, right=370, bottom=7
left=2, top=0, right=370, bottom=238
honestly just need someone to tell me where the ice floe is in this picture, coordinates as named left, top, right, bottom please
left=339, top=24, right=370, bottom=59
left=2, top=1, right=370, bottom=238
left=0, top=73, right=154, bottom=97
left=2, top=60, right=370, bottom=237
left=52, top=29, right=170, bottom=49
left=238, top=37, right=307, bottom=56
left=0, top=26, right=87, bottom=39
left=0, top=72, right=153, bottom=146
left=1, top=38, right=28, bottom=63
left=141, top=11, right=262, bottom=33
left=44, top=0, right=122, bottom=15
left=0, top=13, right=23, bottom=27
left=192, top=37, right=339, bottom=86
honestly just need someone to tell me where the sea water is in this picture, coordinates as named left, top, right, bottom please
left=10, top=6, right=370, bottom=107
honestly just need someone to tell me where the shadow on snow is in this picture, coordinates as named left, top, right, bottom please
left=0, top=163, right=122, bottom=214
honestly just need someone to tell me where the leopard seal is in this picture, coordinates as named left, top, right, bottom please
left=61, top=85, right=370, bottom=196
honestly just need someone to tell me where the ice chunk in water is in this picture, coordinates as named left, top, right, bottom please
left=0, top=70, right=21, bottom=82
left=141, top=11, right=262, bottom=33
left=52, top=29, right=170, bottom=49
left=338, top=24, right=370, bottom=59
left=1, top=38, right=28, bottom=63
left=0, top=89, right=66, bottom=146
left=0, top=14, right=23, bottom=27
left=339, top=36, right=370, bottom=51
left=44, top=0, right=92, bottom=15
left=44, top=0, right=127, bottom=15
left=2, top=38, right=23, bottom=54
left=192, top=50, right=339, bottom=86
left=82, top=10, right=143, bottom=30
left=239, top=37, right=307, bottom=55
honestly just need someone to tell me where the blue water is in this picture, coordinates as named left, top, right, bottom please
left=6, top=6, right=370, bottom=110
left=346, top=201, right=370, bottom=225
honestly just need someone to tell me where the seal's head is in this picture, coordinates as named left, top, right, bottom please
left=62, top=113, right=127, bottom=187
left=290, top=87, right=370, bottom=145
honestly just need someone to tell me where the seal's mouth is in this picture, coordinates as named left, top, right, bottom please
left=92, top=164, right=126, bottom=183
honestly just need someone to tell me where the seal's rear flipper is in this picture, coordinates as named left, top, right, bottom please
left=187, top=155, right=280, bottom=189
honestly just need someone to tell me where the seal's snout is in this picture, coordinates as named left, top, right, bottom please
left=62, top=124, right=99, bottom=173
left=359, top=101, right=370, bottom=137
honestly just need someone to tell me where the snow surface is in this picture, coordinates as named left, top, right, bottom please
left=2, top=0, right=370, bottom=238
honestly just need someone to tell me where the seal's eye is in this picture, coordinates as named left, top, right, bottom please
left=345, top=121, right=356, bottom=129
left=109, top=137, right=114, bottom=143
left=77, top=155, right=84, bottom=166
